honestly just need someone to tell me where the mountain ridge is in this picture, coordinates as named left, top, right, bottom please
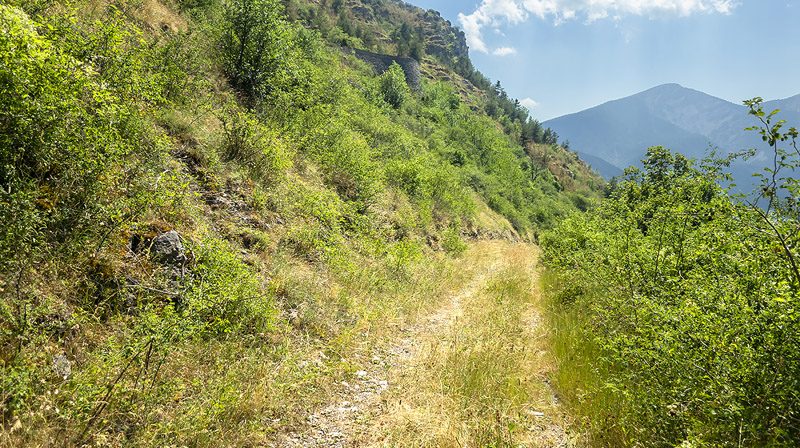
left=545, top=83, right=800, bottom=181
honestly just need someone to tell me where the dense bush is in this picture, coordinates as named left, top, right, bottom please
left=218, top=0, right=299, bottom=100
left=0, top=5, right=175, bottom=431
left=220, top=110, right=294, bottom=184
left=0, top=5, right=158, bottom=272
left=181, top=238, right=278, bottom=337
left=543, top=106, right=800, bottom=446
left=377, top=62, right=409, bottom=109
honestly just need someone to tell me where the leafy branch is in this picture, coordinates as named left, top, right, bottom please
left=744, top=97, right=800, bottom=287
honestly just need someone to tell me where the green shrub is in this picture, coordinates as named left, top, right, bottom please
left=377, top=62, right=409, bottom=109
left=218, top=0, right=298, bottom=100
left=543, top=140, right=800, bottom=446
left=182, top=238, right=278, bottom=337
left=385, top=158, right=427, bottom=197
left=309, top=125, right=382, bottom=209
left=441, top=227, right=466, bottom=255
left=422, top=80, right=460, bottom=112
left=387, top=238, right=421, bottom=276
left=0, top=6, right=155, bottom=269
left=220, top=110, right=294, bottom=184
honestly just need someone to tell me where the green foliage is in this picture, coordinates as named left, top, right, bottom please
left=0, top=5, right=157, bottom=270
left=745, top=97, right=800, bottom=284
left=218, top=0, right=298, bottom=99
left=279, top=180, right=349, bottom=262
left=441, top=227, right=466, bottom=255
left=182, top=238, right=278, bottom=336
left=384, top=155, right=475, bottom=222
left=543, top=114, right=800, bottom=446
left=265, top=1, right=596, bottom=236
left=390, top=21, right=423, bottom=61
left=378, top=62, right=409, bottom=109
left=220, top=110, right=294, bottom=184
left=422, top=80, right=460, bottom=113
left=307, top=123, right=382, bottom=209
left=176, top=0, right=216, bottom=13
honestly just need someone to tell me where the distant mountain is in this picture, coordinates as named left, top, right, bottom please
left=545, top=84, right=800, bottom=185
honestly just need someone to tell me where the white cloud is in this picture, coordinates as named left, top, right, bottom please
left=458, top=10, right=489, bottom=53
left=459, top=0, right=739, bottom=50
left=493, top=46, right=518, bottom=56
left=586, top=9, right=609, bottom=23
left=520, top=0, right=738, bottom=22
left=458, top=0, right=529, bottom=53
left=520, top=97, right=539, bottom=110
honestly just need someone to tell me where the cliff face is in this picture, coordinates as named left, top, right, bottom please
left=417, top=8, right=468, bottom=65
left=334, top=0, right=470, bottom=64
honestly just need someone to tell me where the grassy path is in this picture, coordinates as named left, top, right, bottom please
left=278, top=241, right=574, bottom=447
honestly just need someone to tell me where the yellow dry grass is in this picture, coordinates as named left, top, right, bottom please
left=135, top=0, right=188, bottom=32
left=359, top=241, right=574, bottom=447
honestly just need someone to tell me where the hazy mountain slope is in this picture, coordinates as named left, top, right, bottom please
left=545, top=84, right=800, bottom=181
left=545, top=86, right=713, bottom=173
left=764, top=93, right=800, bottom=125
left=578, top=152, right=624, bottom=178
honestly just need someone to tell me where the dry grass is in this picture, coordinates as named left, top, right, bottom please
left=364, top=241, right=574, bottom=447
left=469, top=193, right=520, bottom=237
left=138, top=0, right=187, bottom=33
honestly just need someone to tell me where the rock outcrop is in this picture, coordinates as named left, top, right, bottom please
left=151, top=230, right=186, bottom=265
left=418, top=9, right=469, bottom=65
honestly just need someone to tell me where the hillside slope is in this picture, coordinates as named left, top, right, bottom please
left=0, top=0, right=597, bottom=445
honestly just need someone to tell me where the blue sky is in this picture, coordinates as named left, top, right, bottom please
left=408, top=0, right=799, bottom=121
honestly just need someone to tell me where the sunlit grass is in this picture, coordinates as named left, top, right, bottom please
left=373, top=242, right=570, bottom=447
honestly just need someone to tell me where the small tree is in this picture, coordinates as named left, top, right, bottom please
left=219, top=0, right=293, bottom=99
left=744, top=97, right=800, bottom=286
left=378, top=62, right=409, bottom=109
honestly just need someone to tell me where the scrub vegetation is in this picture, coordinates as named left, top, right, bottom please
left=5, top=0, right=793, bottom=446
left=542, top=101, right=800, bottom=446
left=0, top=0, right=597, bottom=445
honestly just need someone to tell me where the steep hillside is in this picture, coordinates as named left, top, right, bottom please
left=545, top=83, right=800, bottom=182
left=289, top=0, right=469, bottom=68
left=288, top=0, right=594, bottom=174
left=0, top=0, right=598, bottom=445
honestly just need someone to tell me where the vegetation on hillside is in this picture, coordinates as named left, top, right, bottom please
left=5, top=0, right=794, bottom=446
left=542, top=100, right=800, bottom=446
left=0, top=0, right=597, bottom=444
left=284, top=0, right=566, bottom=150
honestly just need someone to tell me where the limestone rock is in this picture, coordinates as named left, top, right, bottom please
left=151, top=230, right=186, bottom=265
left=52, top=353, right=71, bottom=380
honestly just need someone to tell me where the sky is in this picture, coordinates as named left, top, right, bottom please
left=407, top=0, right=800, bottom=121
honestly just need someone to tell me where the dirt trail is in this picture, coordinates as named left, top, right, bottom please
left=279, top=241, right=572, bottom=447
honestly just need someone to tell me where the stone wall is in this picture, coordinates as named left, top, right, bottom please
left=344, top=47, right=421, bottom=91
